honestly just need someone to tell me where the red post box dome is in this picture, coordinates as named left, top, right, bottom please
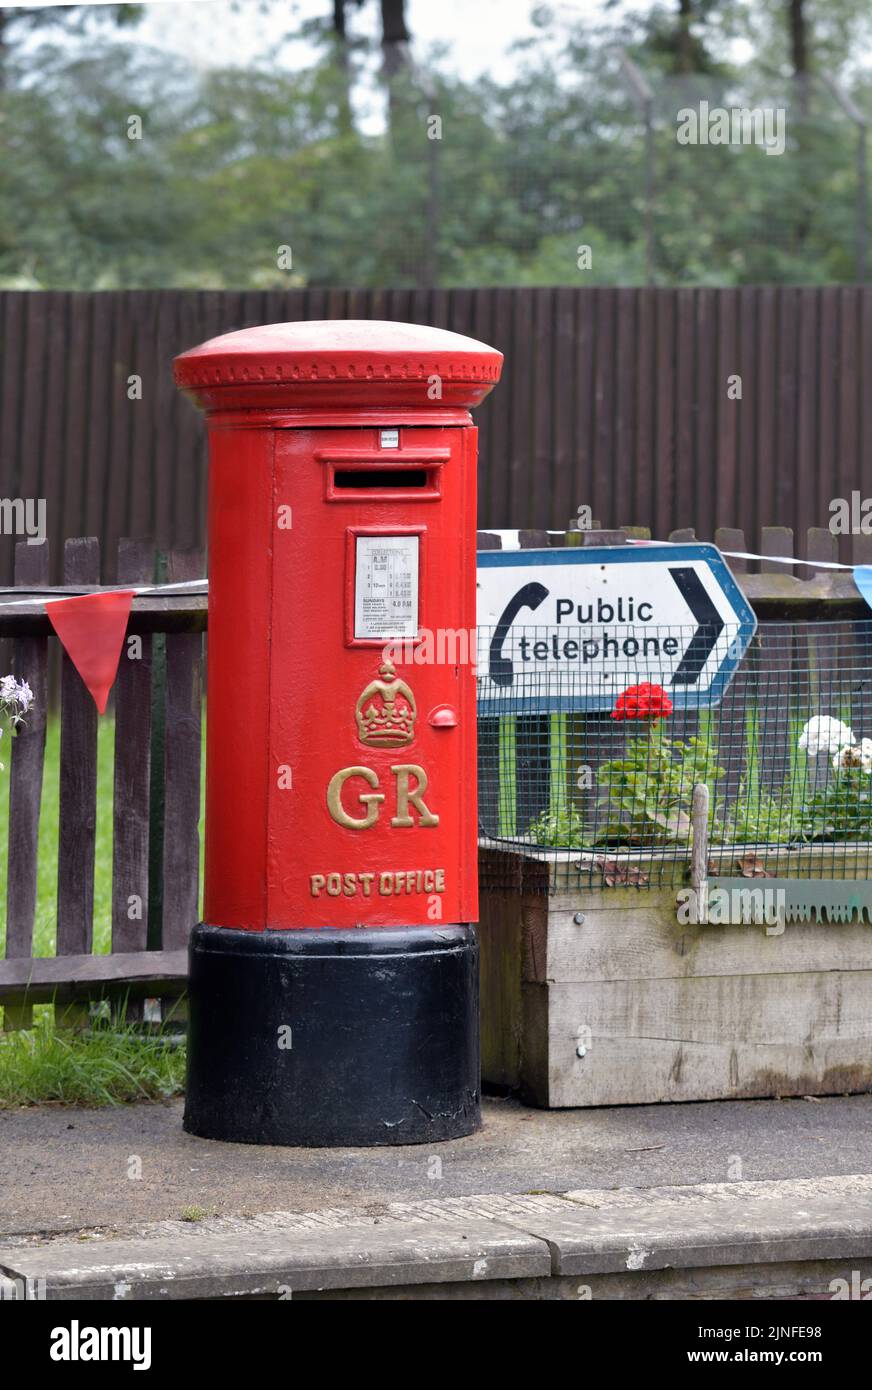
left=174, top=318, right=503, bottom=413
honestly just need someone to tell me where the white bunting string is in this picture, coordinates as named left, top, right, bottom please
left=624, top=538, right=860, bottom=571
left=0, top=578, right=208, bottom=611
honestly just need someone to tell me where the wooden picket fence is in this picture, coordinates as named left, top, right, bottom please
left=0, top=524, right=868, bottom=1026
left=0, top=537, right=206, bottom=1028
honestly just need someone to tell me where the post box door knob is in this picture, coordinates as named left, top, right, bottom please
left=428, top=705, right=458, bottom=729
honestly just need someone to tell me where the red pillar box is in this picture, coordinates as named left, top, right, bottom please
left=174, top=321, right=502, bottom=1146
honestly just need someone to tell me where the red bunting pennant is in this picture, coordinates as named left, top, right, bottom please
left=46, top=590, right=136, bottom=713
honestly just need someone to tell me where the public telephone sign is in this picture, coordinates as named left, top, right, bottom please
left=476, top=543, right=757, bottom=712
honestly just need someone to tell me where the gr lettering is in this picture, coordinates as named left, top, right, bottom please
left=327, top=764, right=439, bottom=830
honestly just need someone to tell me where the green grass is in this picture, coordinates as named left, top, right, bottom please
left=0, top=713, right=206, bottom=960
left=0, top=717, right=117, bottom=958
left=0, top=1014, right=186, bottom=1107
left=0, top=713, right=204, bottom=1106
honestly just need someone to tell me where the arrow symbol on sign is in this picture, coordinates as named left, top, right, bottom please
left=668, top=568, right=725, bottom=685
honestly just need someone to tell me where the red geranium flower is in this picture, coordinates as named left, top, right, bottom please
left=611, top=682, right=673, bottom=722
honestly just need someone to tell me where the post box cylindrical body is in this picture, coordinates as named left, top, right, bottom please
left=174, top=320, right=502, bottom=1146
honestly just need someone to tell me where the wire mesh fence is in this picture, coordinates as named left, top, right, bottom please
left=477, top=620, right=872, bottom=892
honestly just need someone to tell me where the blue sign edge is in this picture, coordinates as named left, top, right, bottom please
left=476, top=543, right=758, bottom=713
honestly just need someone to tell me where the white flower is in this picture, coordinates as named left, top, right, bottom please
left=799, top=716, right=855, bottom=759
left=15, top=680, right=33, bottom=713
left=0, top=674, right=16, bottom=703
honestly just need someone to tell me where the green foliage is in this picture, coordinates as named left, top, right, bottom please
left=0, top=1013, right=185, bottom=1108
left=799, top=771, right=872, bottom=842
left=594, top=724, right=725, bottom=847
left=527, top=798, right=587, bottom=850
left=1, top=3, right=870, bottom=290
left=729, top=778, right=801, bottom=845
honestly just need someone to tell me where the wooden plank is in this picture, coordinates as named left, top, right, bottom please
left=553, top=964, right=872, bottom=1049
left=56, top=538, right=100, bottom=988
left=0, top=949, right=187, bottom=1005
left=674, top=289, right=696, bottom=533
left=62, top=299, right=93, bottom=543
left=550, top=287, right=574, bottom=531
left=715, top=289, right=739, bottom=538
left=84, top=293, right=114, bottom=540
left=634, top=287, right=656, bottom=535
left=0, top=591, right=207, bottom=638
left=755, top=286, right=777, bottom=541
left=0, top=295, right=25, bottom=551
left=102, top=292, right=136, bottom=581
left=18, top=293, right=49, bottom=526
left=714, top=527, right=747, bottom=574
left=3, top=540, right=50, bottom=1030
left=795, top=290, right=819, bottom=561
left=42, top=293, right=71, bottom=584
left=818, top=288, right=840, bottom=559
left=591, top=288, right=615, bottom=528
left=152, top=295, right=181, bottom=552
left=477, top=885, right=531, bottom=1089
left=653, top=289, right=675, bottom=540
left=736, top=286, right=757, bottom=550
left=470, top=287, right=495, bottom=522
left=760, top=526, right=794, bottom=576
left=159, top=549, right=205, bottom=951
left=775, top=286, right=798, bottom=537
left=694, top=287, right=716, bottom=540
left=508, top=288, right=534, bottom=526
left=483, top=288, right=512, bottom=527
left=540, top=898, right=872, bottom=984
left=806, top=527, right=838, bottom=574
left=173, top=292, right=205, bottom=553
left=111, top=540, right=154, bottom=967
left=838, top=287, right=861, bottom=534
left=531, top=288, right=553, bottom=529
left=574, top=288, right=596, bottom=533
left=128, top=293, right=159, bottom=547
left=613, top=287, right=636, bottom=529
left=542, top=991, right=872, bottom=1107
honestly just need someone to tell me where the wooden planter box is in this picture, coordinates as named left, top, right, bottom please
left=478, top=846, right=872, bottom=1108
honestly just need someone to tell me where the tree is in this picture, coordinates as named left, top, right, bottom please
left=0, top=4, right=141, bottom=89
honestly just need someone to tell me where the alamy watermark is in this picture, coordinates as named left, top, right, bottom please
left=676, top=101, right=786, bottom=157
left=677, top=885, right=786, bottom=934
left=829, top=492, right=872, bottom=535
left=0, top=497, right=45, bottom=544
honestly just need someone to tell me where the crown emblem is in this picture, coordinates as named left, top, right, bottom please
left=355, top=662, right=417, bottom=748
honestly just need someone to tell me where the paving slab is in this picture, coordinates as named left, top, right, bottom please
left=0, top=1213, right=549, bottom=1300
left=2, top=1178, right=871, bottom=1300
left=2, top=1093, right=872, bottom=1240
left=492, top=1190, right=872, bottom=1276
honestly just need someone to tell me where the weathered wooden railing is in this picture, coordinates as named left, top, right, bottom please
left=0, top=538, right=206, bottom=1028
left=1, top=525, right=868, bottom=1027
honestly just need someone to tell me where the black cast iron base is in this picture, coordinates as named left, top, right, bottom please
left=183, top=923, right=480, bottom=1147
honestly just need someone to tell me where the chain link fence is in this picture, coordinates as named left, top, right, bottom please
left=477, top=620, right=872, bottom=893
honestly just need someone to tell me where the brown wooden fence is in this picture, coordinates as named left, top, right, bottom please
left=1, top=526, right=869, bottom=1025
left=0, top=538, right=205, bottom=1027
left=2, top=287, right=872, bottom=585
